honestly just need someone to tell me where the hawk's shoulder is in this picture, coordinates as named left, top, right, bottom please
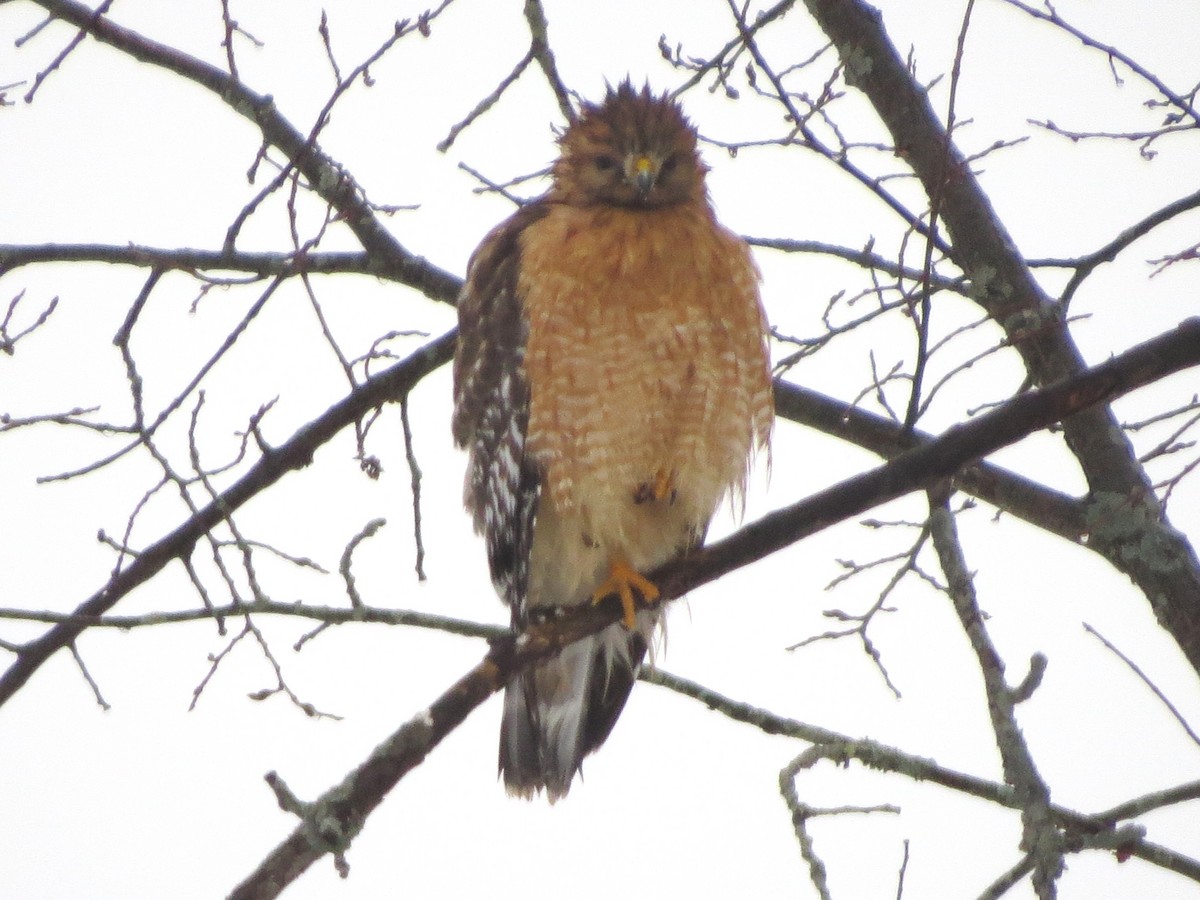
left=452, top=200, right=549, bottom=447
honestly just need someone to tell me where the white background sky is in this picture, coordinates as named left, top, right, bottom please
left=2, top=1, right=1200, bottom=898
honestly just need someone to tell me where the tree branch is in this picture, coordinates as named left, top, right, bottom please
left=522, top=0, right=574, bottom=122
left=658, top=318, right=1200, bottom=603
left=5, top=317, right=1198, bottom=710
left=0, top=330, right=457, bottom=707
left=928, top=486, right=1061, bottom=897
left=773, top=381, right=1088, bottom=543
left=999, top=0, right=1200, bottom=130
left=225, top=317, right=1200, bottom=898
left=649, top=668, right=1200, bottom=884
left=23, top=0, right=459, bottom=304
left=804, top=0, right=1200, bottom=677
left=0, top=244, right=456, bottom=298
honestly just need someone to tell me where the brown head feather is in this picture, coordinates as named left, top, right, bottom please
left=550, top=81, right=708, bottom=209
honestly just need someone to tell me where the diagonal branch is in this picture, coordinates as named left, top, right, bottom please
left=1026, top=186, right=1200, bottom=307
left=0, top=330, right=457, bottom=707
left=23, top=0, right=457, bottom=303
left=522, top=0, right=574, bottom=122
left=804, top=0, right=1200, bottom=678
left=999, top=0, right=1200, bottom=130
left=5, top=318, right=1199, bottom=711
left=928, top=486, right=1061, bottom=897
left=649, top=668, right=1200, bottom=884
left=227, top=317, right=1200, bottom=899
left=774, top=381, right=1088, bottom=543
left=653, top=318, right=1200, bottom=601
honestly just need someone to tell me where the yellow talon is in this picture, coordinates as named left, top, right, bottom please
left=652, top=468, right=674, bottom=501
left=592, top=559, right=660, bottom=629
left=633, top=467, right=676, bottom=504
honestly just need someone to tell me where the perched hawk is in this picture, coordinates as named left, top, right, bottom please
left=452, top=81, right=773, bottom=800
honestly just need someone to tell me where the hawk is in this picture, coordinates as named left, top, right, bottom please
left=452, top=81, right=773, bottom=800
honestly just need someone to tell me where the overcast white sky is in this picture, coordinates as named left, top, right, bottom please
left=2, top=1, right=1200, bottom=898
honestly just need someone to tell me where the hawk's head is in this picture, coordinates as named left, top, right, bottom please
left=552, top=81, right=708, bottom=209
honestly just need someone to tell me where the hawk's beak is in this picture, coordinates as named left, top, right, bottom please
left=632, top=155, right=657, bottom=196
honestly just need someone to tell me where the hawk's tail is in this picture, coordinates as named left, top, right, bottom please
left=499, top=620, right=649, bottom=802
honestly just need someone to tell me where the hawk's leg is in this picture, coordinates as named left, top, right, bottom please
left=633, top=467, right=677, bottom=505
left=591, top=558, right=660, bottom=629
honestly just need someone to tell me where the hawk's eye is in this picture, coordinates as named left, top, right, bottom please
left=660, top=154, right=679, bottom=176
left=593, top=154, right=619, bottom=172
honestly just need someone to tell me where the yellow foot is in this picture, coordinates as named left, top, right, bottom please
left=633, top=468, right=676, bottom=505
left=591, top=559, right=660, bottom=629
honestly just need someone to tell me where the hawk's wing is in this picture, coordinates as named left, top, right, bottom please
left=452, top=202, right=547, bottom=613
left=452, top=200, right=653, bottom=801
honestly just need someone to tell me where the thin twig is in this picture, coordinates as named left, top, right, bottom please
left=438, top=47, right=536, bottom=152
left=1083, top=622, right=1200, bottom=749
left=340, top=519, right=388, bottom=609
left=68, top=641, right=110, bottom=710
left=522, top=0, right=574, bottom=122
left=399, top=394, right=426, bottom=580
left=23, top=0, right=115, bottom=103
left=905, top=0, right=976, bottom=431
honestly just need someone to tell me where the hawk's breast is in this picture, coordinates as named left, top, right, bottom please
left=518, top=202, right=772, bottom=565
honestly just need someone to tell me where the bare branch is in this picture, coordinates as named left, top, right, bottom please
left=0, top=289, right=58, bottom=354
left=805, top=0, right=1200, bottom=679
left=22, top=0, right=460, bottom=303
left=21, top=0, right=114, bottom=103
left=1000, top=0, right=1200, bottom=130
left=399, top=393, right=427, bottom=580
left=438, top=47, right=536, bottom=153
left=68, top=640, right=109, bottom=711
left=218, top=320, right=1200, bottom=897
left=1025, top=187, right=1200, bottom=306
left=649, top=668, right=1200, bottom=884
left=340, top=519, right=388, bottom=610
left=522, top=0, right=574, bottom=122
left=1083, top=622, right=1200, bottom=750
left=0, top=329, right=458, bottom=706
left=775, top=381, right=1087, bottom=541
left=928, top=485, right=1061, bottom=897
left=0, top=599, right=505, bottom=641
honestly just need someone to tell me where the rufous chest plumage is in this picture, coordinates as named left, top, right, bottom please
left=517, top=202, right=773, bottom=540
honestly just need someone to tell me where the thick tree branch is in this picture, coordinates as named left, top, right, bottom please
left=0, top=244, right=456, bottom=298
left=0, top=330, right=456, bottom=707
left=648, top=668, right=1200, bottom=884
left=6, top=6, right=1198, bottom=896
left=227, top=318, right=1200, bottom=898
left=5, top=320, right=1198, bottom=707
left=804, top=0, right=1200, bottom=677
left=0, top=239, right=1102, bottom=545
left=774, top=381, right=1088, bottom=542
left=657, top=319, right=1200, bottom=603
left=24, top=0, right=459, bottom=305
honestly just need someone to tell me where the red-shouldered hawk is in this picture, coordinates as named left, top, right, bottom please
left=452, top=81, right=773, bottom=801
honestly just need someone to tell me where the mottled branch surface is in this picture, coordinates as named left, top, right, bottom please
left=805, top=0, right=1200, bottom=672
